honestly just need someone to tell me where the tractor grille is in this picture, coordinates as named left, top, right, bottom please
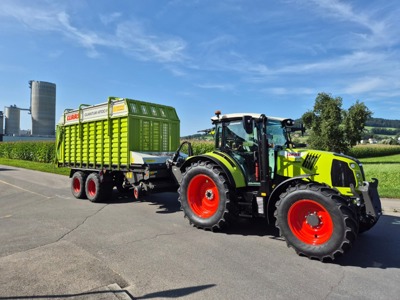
left=331, top=159, right=356, bottom=187
left=302, top=153, right=321, bottom=170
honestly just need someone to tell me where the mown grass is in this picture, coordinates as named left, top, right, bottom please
left=359, top=154, right=400, bottom=198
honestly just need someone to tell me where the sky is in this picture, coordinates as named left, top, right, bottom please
left=0, top=0, right=399, bottom=136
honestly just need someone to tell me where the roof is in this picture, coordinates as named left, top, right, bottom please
left=211, top=113, right=286, bottom=122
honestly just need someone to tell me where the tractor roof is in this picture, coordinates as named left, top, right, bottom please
left=211, top=113, right=286, bottom=123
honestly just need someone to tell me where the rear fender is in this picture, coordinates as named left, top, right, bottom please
left=180, top=153, right=246, bottom=189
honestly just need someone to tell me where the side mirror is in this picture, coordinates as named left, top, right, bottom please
left=242, top=115, right=253, bottom=134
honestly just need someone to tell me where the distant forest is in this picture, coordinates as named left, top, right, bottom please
left=365, top=117, right=400, bottom=128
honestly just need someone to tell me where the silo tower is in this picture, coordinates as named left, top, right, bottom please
left=4, top=105, right=20, bottom=135
left=29, top=80, right=56, bottom=136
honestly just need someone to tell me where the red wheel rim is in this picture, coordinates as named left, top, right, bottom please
left=87, top=179, right=96, bottom=197
left=187, top=174, right=219, bottom=218
left=288, top=199, right=333, bottom=245
left=73, top=178, right=81, bottom=193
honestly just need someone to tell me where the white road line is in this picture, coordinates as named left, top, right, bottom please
left=0, top=215, right=12, bottom=219
left=0, top=179, right=51, bottom=199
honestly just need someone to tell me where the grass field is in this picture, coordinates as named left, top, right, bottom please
left=359, top=154, right=400, bottom=198
left=0, top=154, right=399, bottom=198
left=0, top=158, right=70, bottom=176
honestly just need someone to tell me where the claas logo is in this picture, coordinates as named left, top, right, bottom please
left=67, top=113, right=79, bottom=121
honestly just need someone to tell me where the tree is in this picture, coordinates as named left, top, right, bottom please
left=343, top=101, right=372, bottom=148
left=302, top=93, right=372, bottom=153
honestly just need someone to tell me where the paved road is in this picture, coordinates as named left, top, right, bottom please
left=1, top=165, right=400, bottom=299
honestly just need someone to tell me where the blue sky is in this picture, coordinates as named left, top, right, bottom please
left=1, top=0, right=399, bottom=136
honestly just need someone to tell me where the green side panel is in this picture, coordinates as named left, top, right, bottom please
left=111, top=117, right=128, bottom=166
left=125, top=98, right=180, bottom=153
left=56, top=97, right=180, bottom=169
left=204, top=151, right=246, bottom=188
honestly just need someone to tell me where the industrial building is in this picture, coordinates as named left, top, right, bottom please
left=1, top=80, right=56, bottom=141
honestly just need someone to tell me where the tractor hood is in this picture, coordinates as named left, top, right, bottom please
left=276, top=148, right=365, bottom=197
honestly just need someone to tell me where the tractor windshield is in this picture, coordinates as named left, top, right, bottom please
left=267, top=119, right=288, bottom=148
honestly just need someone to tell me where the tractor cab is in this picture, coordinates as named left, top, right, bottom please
left=211, top=112, right=294, bottom=185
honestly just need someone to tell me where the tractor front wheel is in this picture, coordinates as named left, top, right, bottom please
left=275, top=182, right=358, bottom=261
left=178, top=161, right=232, bottom=230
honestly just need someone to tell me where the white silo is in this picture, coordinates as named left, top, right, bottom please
left=4, top=106, right=20, bottom=135
left=30, top=80, right=56, bottom=136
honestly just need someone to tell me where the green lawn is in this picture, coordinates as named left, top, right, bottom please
left=360, top=154, right=400, bottom=198
left=0, top=158, right=70, bottom=176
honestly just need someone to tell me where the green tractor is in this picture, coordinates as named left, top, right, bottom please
left=170, top=112, right=381, bottom=261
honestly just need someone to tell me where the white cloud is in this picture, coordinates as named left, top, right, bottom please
left=304, top=0, right=399, bottom=48
left=344, top=77, right=386, bottom=94
left=116, top=21, right=187, bottom=63
left=262, top=87, right=315, bottom=95
left=196, top=83, right=235, bottom=91
left=0, top=1, right=187, bottom=63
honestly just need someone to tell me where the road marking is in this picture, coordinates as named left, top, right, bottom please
left=55, top=194, right=72, bottom=199
left=0, top=215, right=12, bottom=219
left=0, top=179, right=51, bottom=199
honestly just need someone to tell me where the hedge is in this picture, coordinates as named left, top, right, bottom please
left=0, top=141, right=55, bottom=163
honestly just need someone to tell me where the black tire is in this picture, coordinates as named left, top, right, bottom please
left=85, top=173, right=112, bottom=203
left=178, top=161, right=232, bottom=230
left=275, top=182, right=358, bottom=261
left=71, top=171, right=87, bottom=199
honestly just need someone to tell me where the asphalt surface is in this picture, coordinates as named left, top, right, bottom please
left=0, top=165, right=400, bottom=299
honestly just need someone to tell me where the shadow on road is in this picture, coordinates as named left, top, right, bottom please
left=0, top=290, right=134, bottom=300
left=217, top=217, right=280, bottom=237
left=334, top=215, right=400, bottom=268
left=0, top=284, right=216, bottom=300
left=97, top=192, right=400, bottom=269
left=0, top=167, right=15, bottom=171
left=100, top=191, right=182, bottom=214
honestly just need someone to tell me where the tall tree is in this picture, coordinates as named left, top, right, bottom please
left=302, top=93, right=372, bottom=153
left=343, top=101, right=372, bottom=148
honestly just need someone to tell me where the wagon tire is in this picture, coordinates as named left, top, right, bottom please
left=71, top=171, right=87, bottom=199
left=85, top=173, right=106, bottom=203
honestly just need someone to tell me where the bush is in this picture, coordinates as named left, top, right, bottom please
left=348, top=145, right=400, bottom=158
left=0, top=141, right=55, bottom=163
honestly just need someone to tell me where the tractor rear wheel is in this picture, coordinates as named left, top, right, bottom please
left=275, top=182, right=358, bottom=261
left=178, top=161, right=232, bottom=230
left=71, top=171, right=87, bottom=199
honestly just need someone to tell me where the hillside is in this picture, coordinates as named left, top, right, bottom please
left=365, top=118, right=400, bottom=128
